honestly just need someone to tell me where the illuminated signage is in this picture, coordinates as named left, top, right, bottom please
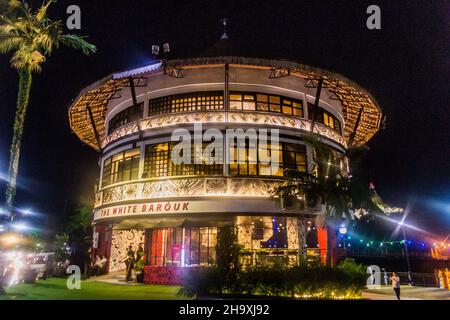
left=96, top=201, right=191, bottom=220
left=93, top=198, right=292, bottom=221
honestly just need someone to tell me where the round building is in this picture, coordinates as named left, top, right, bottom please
left=69, top=54, right=382, bottom=282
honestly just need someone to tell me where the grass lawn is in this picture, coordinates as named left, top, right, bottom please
left=1, top=277, right=189, bottom=300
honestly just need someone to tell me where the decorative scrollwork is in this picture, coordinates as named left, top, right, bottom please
left=109, top=229, right=145, bottom=272
left=205, top=179, right=227, bottom=195
left=102, top=111, right=346, bottom=148
left=96, top=177, right=285, bottom=208
left=103, top=186, right=124, bottom=204
left=94, top=191, right=103, bottom=208
left=229, top=179, right=283, bottom=197
left=123, top=183, right=138, bottom=199
left=174, top=179, right=204, bottom=195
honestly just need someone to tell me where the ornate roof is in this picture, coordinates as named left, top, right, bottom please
left=68, top=56, right=382, bottom=151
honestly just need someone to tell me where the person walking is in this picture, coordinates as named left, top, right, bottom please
left=390, top=272, right=401, bottom=300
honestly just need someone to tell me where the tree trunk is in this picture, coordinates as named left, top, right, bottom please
left=5, top=68, right=32, bottom=220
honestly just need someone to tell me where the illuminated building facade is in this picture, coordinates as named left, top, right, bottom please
left=69, top=55, right=382, bottom=279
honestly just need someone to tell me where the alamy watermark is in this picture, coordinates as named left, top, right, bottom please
left=66, top=5, right=81, bottom=30
left=66, top=265, right=81, bottom=289
left=366, top=5, right=381, bottom=30
left=171, top=123, right=280, bottom=169
left=367, top=265, right=382, bottom=289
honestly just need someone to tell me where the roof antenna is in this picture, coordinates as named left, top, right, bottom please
left=220, top=18, right=229, bottom=39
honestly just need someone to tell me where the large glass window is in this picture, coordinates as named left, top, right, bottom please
left=283, top=143, right=307, bottom=172
left=102, top=148, right=140, bottom=187
left=147, top=91, right=304, bottom=118
left=185, top=227, right=217, bottom=266
left=145, top=227, right=217, bottom=267
left=148, top=91, right=224, bottom=116
left=307, top=103, right=342, bottom=134
left=147, top=228, right=184, bottom=267
left=229, top=141, right=306, bottom=176
left=230, top=92, right=303, bottom=117
left=143, top=142, right=223, bottom=178
left=108, top=103, right=143, bottom=134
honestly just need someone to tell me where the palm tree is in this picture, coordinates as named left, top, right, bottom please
left=0, top=0, right=96, bottom=219
left=273, top=135, right=371, bottom=266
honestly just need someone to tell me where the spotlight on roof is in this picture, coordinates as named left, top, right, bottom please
left=220, top=17, right=229, bottom=39
left=163, top=43, right=170, bottom=53
left=151, top=45, right=160, bottom=56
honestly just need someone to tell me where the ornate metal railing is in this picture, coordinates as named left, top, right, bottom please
left=94, top=176, right=288, bottom=209
left=102, top=111, right=347, bottom=149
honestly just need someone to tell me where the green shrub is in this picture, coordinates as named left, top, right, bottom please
left=178, top=259, right=367, bottom=299
left=178, top=268, right=226, bottom=298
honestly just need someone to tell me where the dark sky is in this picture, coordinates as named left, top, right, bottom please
left=0, top=0, right=449, bottom=239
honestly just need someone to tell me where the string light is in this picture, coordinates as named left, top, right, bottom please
left=335, top=234, right=449, bottom=250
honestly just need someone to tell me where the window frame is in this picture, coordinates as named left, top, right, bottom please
left=101, top=148, right=141, bottom=187
left=148, top=91, right=224, bottom=116
left=229, top=91, right=304, bottom=118
left=108, top=102, right=144, bottom=135
left=307, top=103, right=342, bottom=135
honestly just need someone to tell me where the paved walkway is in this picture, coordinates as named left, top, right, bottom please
left=86, top=270, right=141, bottom=285
left=363, top=285, right=450, bottom=300
left=88, top=274, right=450, bottom=299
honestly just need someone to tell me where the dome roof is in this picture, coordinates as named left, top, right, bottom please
left=203, top=38, right=235, bottom=57
left=69, top=56, right=382, bottom=151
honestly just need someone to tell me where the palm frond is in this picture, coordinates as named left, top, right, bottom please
left=1, top=0, right=96, bottom=71
left=33, top=29, right=55, bottom=54
left=0, top=34, right=24, bottom=53
left=0, top=0, right=23, bottom=17
left=60, top=34, right=96, bottom=55
left=35, top=0, right=54, bottom=22
left=0, top=15, right=30, bottom=37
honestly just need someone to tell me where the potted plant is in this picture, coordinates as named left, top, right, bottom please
left=135, top=258, right=145, bottom=283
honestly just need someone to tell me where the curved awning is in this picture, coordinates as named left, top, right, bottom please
left=68, top=56, right=382, bottom=151
left=111, top=216, right=234, bottom=230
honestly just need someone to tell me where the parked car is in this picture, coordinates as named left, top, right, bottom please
left=29, top=252, right=55, bottom=279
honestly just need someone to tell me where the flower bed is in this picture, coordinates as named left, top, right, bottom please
left=143, top=266, right=184, bottom=285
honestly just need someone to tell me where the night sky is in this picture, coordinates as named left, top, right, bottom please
left=0, top=0, right=449, bottom=239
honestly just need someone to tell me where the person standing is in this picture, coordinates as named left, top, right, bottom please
left=122, top=246, right=135, bottom=282
left=383, top=270, right=389, bottom=286
left=136, top=244, right=144, bottom=261
left=135, top=244, right=145, bottom=283
left=390, top=272, right=401, bottom=300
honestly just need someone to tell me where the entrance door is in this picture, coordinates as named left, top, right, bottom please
left=146, top=228, right=183, bottom=267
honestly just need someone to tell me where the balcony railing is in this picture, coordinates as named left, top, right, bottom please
left=94, top=176, right=289, bottom=209
left=102, top=111, right=347, bottom=149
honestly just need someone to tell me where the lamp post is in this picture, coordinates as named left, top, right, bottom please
left=398, top=220, right=412, bottom=285
left=400, top=222, right=413, bottom=285
left=339, top=223, right=347, bottom=250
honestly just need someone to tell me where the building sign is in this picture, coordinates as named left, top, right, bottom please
left=93, top=199, right=287, bottom=222
left=96, top=201, right=191, bottom=220
left=93, top=232, right=99, bottom=248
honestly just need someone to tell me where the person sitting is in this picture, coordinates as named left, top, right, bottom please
left=98, top=256, right=108, bottom=275
left=91, top=255, right=102, bottom=277
left=63, top=258, right=70, bottom=269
